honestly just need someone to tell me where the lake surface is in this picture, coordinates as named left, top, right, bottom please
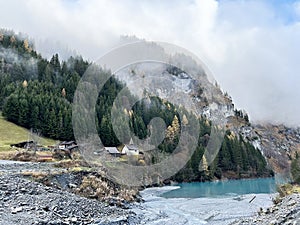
left=135, top=177, right=278, bottom=225
left=161, top=177, right=277, bottom=198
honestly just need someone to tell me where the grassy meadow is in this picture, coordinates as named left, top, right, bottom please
left=0, top=112, right=57, bottom=153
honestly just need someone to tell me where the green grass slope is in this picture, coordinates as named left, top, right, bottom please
left=0, top=112, right=57, bottom=152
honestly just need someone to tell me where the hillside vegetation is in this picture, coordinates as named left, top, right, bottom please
left=0, top=112, right=56, bottom=152
left=0, top=29, right=273, bottom=183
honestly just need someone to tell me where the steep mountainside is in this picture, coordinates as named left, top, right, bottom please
left=226, top=119, right=300, bottom=177
left=254, top=124, right=300, bottom=174
left=118, top=50, right=299, bottom=180
left=0, top=29, right=289, bottom=184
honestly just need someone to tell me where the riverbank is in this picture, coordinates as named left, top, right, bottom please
left=2, top=159, right=299, bottom=225
left=0, top=160, right=141, bottom=225
left=132, top=186, right=276, bottom=225
left=231, top=193, right=300, bottom=225
left=0, top=174, right=141, bottom=225
left=134, top=184, right=300, bottom=224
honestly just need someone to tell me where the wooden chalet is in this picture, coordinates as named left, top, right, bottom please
left=58, top=141, right=78, bottom=151
left=104, top=147, right=121, bottom=157
left=10, top=141, right=35, bottom=149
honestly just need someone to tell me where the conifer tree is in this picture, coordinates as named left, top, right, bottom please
left=182, top=114, right=188, bottom=126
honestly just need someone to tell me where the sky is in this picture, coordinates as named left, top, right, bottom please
left=0, top=0, right=300, bottom=126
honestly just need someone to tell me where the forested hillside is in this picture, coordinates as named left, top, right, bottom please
left=0, top=29, right=273, bottom=181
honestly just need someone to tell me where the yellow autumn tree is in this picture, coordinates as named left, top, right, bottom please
left=22, top=80, right=28, bottom=88
left=182, top=114, right=188, bottom=126
left=24, top=39, right=29, bottom=49
left=166, top=115, right=180, bottom=141
left=61, top=88, right=66, bottom=98
left=10, top=35, right=16, bottom=44
left=0, top=33, right=3, bottom=42
left=200, top=155, right=209, bottom=176
left=128, top=110, right=133, bottom=117
left=166, top=125, right=174, bottom=140
left=205, top=119, right=210, bottom=127
left=23, top=39, right=32, bottom=52
left=172, top=115, right=180, bottom=133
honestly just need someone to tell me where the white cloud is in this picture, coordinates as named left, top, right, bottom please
left=294, top=1, right=300, bottom=16
left=0, top=0, right=300, bottom=126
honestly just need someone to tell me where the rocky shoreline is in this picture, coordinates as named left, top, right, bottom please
left=1, top=160, right=300, bottom=225
left=231, top=194, right=300, bottom=225
left=0, top=161, right=141, bottom=225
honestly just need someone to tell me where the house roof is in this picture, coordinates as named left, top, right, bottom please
left=126, top=144, right=138, bottom=150
left=10, top=141, right=35, bottom=148
left=67, top=145, right=78, bottom=150
left=105, top=147, right=120, bottom=154
left=129, top=138, right=134, bottom=145
left=65, top=141, right=76, bottom=145
left=59, top=141, right=76, bottom=145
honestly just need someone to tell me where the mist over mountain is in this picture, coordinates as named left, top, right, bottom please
left=1, top=2, right=300, bottom=224
left=1, top=0, right=299, bottom=126
left=0, top=30, right=277, bottom=183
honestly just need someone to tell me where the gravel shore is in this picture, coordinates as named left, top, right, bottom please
left=1, top=160, right=300, bottom=225
left=0, top=161, right=141, bottom=225
left=231, top=194, right=300, bottom=225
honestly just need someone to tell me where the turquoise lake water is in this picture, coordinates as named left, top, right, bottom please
left=161, top=177, right=277, bottom=198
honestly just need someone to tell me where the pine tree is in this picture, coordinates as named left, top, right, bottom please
left=18, top=97, right=29, bottom=127
left=44, top=64, right=53, bottom=83
left=31, top=105, right=40, bottom=129
left=50, top=54, right=61, bottom=72
left=3, top=94, right=19, bottom=123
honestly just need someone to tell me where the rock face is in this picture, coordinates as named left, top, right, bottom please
left=224, top=117, right=300, bottom=178
left=118, top=59, right=300, bottom=178
left=254, top=124, right=300, bottom=175
left=231, top=194, right=300, bottom=225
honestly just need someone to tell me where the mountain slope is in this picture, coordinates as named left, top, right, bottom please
left=0, top=29, right=274, bottom=183
left=0, top=112, right=56, bottom=152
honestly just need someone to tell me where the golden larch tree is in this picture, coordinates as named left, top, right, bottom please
left=61, top=88, right=66, bottom=98
left=182, top=114, right=188, bottom=126
left=22, top=80, right=28, bottom=88
left=23, top=39, right=32, bottom=52
left=200, top=155, right=209, bottom=176
left=10, top=35, right=16, bottom=44
left=166, top=115, right=180, bottom=141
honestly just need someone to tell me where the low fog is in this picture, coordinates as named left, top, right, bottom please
left=0, top=0, right=300, bottom=126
